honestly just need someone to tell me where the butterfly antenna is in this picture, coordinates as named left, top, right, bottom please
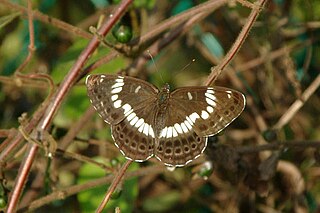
left=147, top=50, right=165, bottom=84
left=172, top=58, right=196, bottom=80
left=181, top=58, right=196, bottom=72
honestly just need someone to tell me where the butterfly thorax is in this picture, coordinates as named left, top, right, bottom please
left=152, top=83, right=171, bottom=144
left=158, top=83, right=170, bottom=105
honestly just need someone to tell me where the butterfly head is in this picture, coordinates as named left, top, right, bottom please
left=162, top=83, right=170, bottom=92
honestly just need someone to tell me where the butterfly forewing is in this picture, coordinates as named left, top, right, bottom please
left=86, top=75, right=158, bottom=125
left=170, top=86, right=245, bottom=137
left=86, top=74, right=160, bottom=161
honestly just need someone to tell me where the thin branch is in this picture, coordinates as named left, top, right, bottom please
left=6, top=144, right=38, bottom=213
left=205, top=0, right=268, bottom=86
left=96, top=160, right=132, bottom=213
left=273, top=74, right=320, bottom=130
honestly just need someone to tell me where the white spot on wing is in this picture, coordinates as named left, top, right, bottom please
left=184, top=121, right=192, bottom=130
left=122, top=104, right=132, bottom=114
left=111, top=94, right=118, bottom=101
left=181, top=123, right=188, bottom=133
left=124, top=109, right=133, bottom=116
left=113, top=100, right=122, bottom=108
left=206, top=88, right=214, bottom=94
left=138, top=123, right=145, bottom=133
left=160, top=127, right=168, bottom=138
left=143, top=124, right=149, bottom=136
left=190, top=112, right=200, bottom=122
left=172, top=127, right=178, bottom=137
left=135, top=118, right=144, bottom=128
left=207, top=106, right=214, bottom=113
left=135, top=85, right=141, bottom=93
left=130, top=116, right=139, bottom=126
left=187, top=92, right=193, bottom=100
left=227, top=94, right=231, bottom=99
left=205, top=92, right=216, bottom=101
left=186, top=116, right=194, bottom=126
left=118, top=75, right=124, bottom=79
left=206, top=98, right=216, bottom=107
left=201, top=110, right=209, bottom=119
left=112, top=82, right=124, bottom=88
left=166, top=127, right=173, bottom=138
left=100, top=101, right=104, bottom=106
left=85, top=75, right=91, bottom=85
left=100, top=78, right=104, bottom=83
left=174, top=123, right=183, bottom=134
left=115, top=78, right=124, bottom=83
left=149, top=125, right=155, bottom=138
left=111, top=87, right=122, bottom=94
left=127, top=112, right=136, bottom=121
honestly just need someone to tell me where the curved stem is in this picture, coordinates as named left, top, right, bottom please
left=205, top=0, right=268, bottom=86
left=96, top=160, right=132, bottom=213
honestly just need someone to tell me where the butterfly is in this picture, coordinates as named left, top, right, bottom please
left=86, top=74, right=245, bottom=167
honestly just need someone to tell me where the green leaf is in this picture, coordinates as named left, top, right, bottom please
left=143, top=190, right=181, bottom=212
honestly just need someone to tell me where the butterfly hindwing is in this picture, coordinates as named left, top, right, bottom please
left=111, top=104, right=157, bottom=162
left=153, top=100, right=207, bottom=166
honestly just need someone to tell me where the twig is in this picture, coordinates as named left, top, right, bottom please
left=14, top=73, right=55, bottom=98
left=96, top=160, right=132, bottom=213
left=7, top=144, right=38, bottom=213
left=205, top=0, right=268, bottom=86
left=273, top=74, right=320, bottom=130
